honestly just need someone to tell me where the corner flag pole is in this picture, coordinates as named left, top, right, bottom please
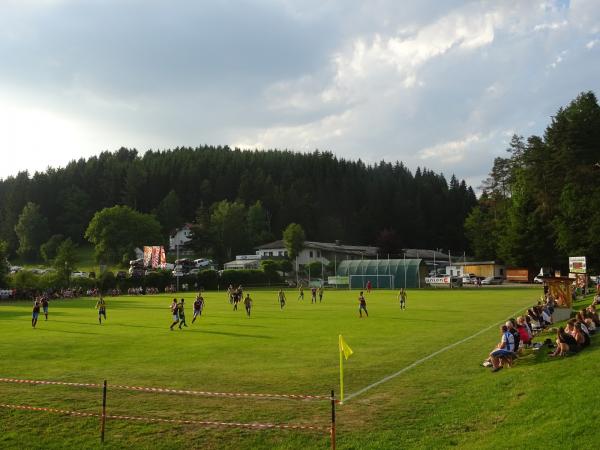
left=339, top=336, right=344, bottom=403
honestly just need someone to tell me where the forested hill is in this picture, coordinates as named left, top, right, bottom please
left=0, top=147, right=476, bottom=256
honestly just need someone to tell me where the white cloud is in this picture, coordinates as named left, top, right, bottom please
left=418, top=134, right=482, bottom=164
left=533, top=20, right=568, bottom=31
left=549, top=50, right=568, bottom=68
left=1, top=0, right=600, bottom=187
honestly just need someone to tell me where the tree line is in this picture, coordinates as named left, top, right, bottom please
left=465, top=91, right=600, bottom=272
left=0, top=146, right=477, bottom=266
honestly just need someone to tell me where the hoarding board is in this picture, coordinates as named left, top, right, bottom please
left=569, top=256, right=587, bottom=274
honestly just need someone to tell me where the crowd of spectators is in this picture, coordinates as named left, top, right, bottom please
left=483, top=293, right=598, bottom=372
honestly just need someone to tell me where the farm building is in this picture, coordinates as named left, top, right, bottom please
left=336, top=259, right=427, bottom=289
left=255, top=240, right=378, bottom=265
left=448, top=261, right=506, bottom=278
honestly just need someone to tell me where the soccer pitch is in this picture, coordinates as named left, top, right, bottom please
left=0, top=288, right=597, bottom=449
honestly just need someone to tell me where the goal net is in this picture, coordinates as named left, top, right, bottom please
left=349, top=274, right=394, bottom=290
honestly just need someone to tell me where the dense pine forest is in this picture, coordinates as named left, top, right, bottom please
left=465, top=91, right=600, bottom=272
left=2, top=91, right=597, bottom=270
left=0, top=147, right=476, bottom=261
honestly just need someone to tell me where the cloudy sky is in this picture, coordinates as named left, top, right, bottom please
left=1, top=0, right=599, bottom=188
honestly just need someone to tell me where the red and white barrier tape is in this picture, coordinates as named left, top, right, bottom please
left=0, top=377, right=335, bottom=402
left=0, top=403, right=329, bottom=432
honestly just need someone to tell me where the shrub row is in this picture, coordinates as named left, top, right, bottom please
left=6, top=268, right=283, bottom=297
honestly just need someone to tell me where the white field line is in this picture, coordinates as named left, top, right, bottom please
left=343, top=305, right=529, bottom=403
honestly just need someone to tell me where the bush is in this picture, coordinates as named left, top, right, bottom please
left=98, top=271, right=116, bottom=291
left=9, top=271, right=40, bottom=292
left=144, top=270, right=173, bottom=290
left=197, top=269, right=218, bottom=290
left=70, top=276, right=97, bottom=291
left=219, top=269, right=282, bottom=288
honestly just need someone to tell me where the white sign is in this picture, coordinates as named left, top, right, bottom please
left=568, top=256, right=587, bottom=274
left=425, top=276, right=451, bottom=285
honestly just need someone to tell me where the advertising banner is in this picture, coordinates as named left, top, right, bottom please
left=143, top=246, right=167, bottom=268
left=569, top=256, right=587, bottom=274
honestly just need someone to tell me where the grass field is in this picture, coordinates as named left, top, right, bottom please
left=0, top=288, right=597, bottom=449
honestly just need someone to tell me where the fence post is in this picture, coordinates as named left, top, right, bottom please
left=330, top=389, right=336, bottom=450
left=101, top=380, right=107, bottom=443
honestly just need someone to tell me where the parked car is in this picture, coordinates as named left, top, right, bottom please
left=71, top=271, right=88, bottom=278
left=481, top=276, right=504, bottom=285
left=462, top=273, right=477, bottom=284
left=129, top=267, right=144, bottom=277
left=193, top=258, right=213, bottom=267
left=116, top=271, right=128, bottom=279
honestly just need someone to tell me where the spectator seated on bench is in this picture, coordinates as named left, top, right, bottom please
left=489, top=325, right=516, bottom=373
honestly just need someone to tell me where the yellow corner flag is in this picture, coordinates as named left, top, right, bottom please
left=339, top=335, right=353, bottom=360
left=338, top=335, right=353, bottom=403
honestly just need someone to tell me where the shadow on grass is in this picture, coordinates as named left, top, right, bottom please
left=0, top=311, right=68, bottom=320
left=185, top=329, right=272, bottom=339
left=515, top=337, right=599, bottom=367
left=35, top=327, right=102, bottom=336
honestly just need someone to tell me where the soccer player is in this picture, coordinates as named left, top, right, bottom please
left=41, top=295, right=49, bottom=320
left=192, top=294, right=204, bottom=323
left=298, top=285, right=304, bottom=301
left=278, top=289, right=286, bottom=310
left=358, top=291, right=368, bottom=318
left=318, top=286, right=324, bottom=303
left=169, top=298, right=179, bottom=330
left=96, top=297, right=107, bottom=324
left=233, top=291, right=240, bottom=311
left=227, top=284, right=234, bottom=304
left=311, top=287, right=317, bottom=304
left=32, top=299, right=41, bottom=328
left=398, top=288, right=407, bottom=310
left=244, top=293, right=253, bottom=317
left=178, top=298, right=188, bottom=329
left=366, top=280, right=372, bottom=294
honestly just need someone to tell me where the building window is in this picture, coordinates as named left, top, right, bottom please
left=309, top=251, right=313, bottom=258
left=278, top=251, right=283, bottom=256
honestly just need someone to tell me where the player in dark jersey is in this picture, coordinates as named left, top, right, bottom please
left=244, top=293, right=253, bottom=317
left=311, top=287, right=317, bottom=304
left=233, top=292, right=240, bottom=311
left=96, top=297, right=107, bottom=324
left=318, top=286, right=324, bottom=303
left=358, top=291, right=368, bottom=318
left=32, top=299, right=41, bottom=328
left=178, top=298, right=188, bottom=329
left=41, top=296, right=49, bottom=320
left=192, top=294, right=204, bottom=323
left=169, top=298, right=179, bottom=330
left=298, top=285, right=304, bottom=301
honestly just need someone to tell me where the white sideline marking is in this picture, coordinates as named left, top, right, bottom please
left=343, top=306, right=528, bottom=403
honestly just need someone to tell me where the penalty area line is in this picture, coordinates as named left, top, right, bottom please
left=343, top=305, right=530, bottom=403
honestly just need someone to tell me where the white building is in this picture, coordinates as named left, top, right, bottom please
left=169, top=224, right=193, bottom=250
left=223, top=259, right=261, bottom=270
left=255, top=240, right=377, bottom=265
